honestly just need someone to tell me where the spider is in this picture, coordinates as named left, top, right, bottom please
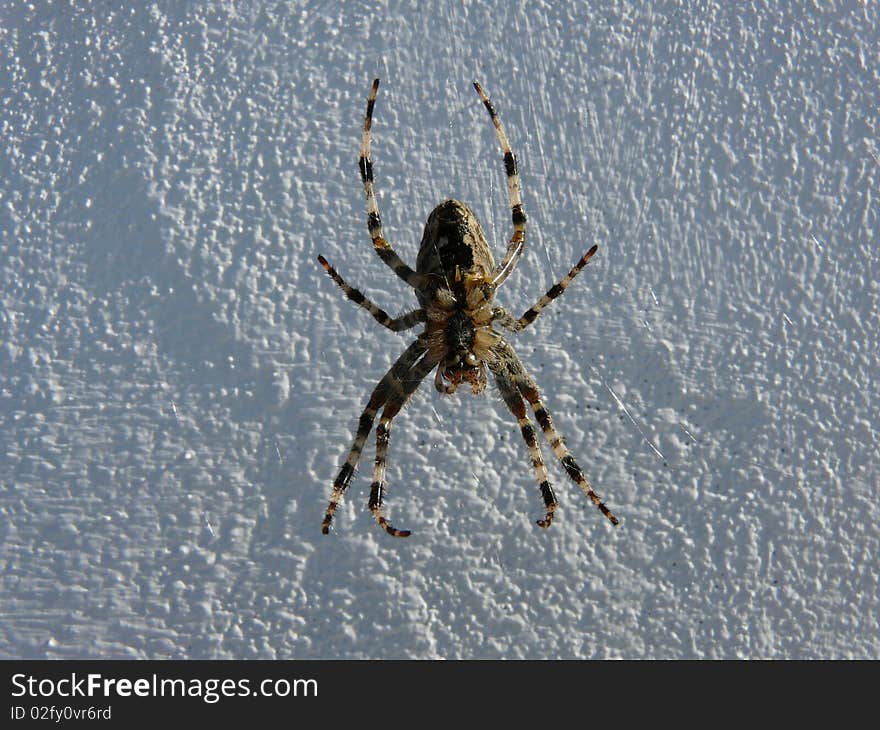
left=318, top=78, right=619, bottom=537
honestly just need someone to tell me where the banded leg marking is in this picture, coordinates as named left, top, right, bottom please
left=473, top=81, right=526, bottom=287
left=493, top=362, right=558, bottom=528
left=515, top=367, right=619, bottom=526
left=359, top=78, right=424, bottom=289
left=317, top=255, right=425, bottom=332
left=322, top=336, right=427, bottom=534
left=368, top=417, right=406, bottom=536
left=368, top=352, right=441, bottom=537
left=516, top=245, right=598, bottom=330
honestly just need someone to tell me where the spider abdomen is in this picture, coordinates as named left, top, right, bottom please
left=415, top=200, right=495, bottom=294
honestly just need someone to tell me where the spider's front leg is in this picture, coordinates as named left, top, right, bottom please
left=498, top=341, right=619, bottom=526
left=368, top=352, right=439, bottom=537
left=321, top=336, right=427, bottom=535
left=490, top=354, right=559, bottom=528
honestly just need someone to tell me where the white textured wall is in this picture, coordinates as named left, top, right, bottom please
left=1, top=1, right=877, bottom=659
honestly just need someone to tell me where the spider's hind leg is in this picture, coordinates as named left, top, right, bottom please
left=359, top=78, right=425, bottom=290
left=473, top=82, right=526, bottom=288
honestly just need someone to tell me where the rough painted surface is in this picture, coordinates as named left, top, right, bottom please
left=1, top=1, right=877, bottom=659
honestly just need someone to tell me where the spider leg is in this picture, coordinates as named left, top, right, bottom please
left=490, top=357, right=559, bottom=528
left=498, top=341, right=619, bottom=526
left=489, top=306, right=519, bottom=331
left=368, top=352, right=440, bottom=537
left=321, top=336, right=428, bottom=534
left=360, top=78, right=425, bottom=290
left=515, top=245, right=598, bottom=330
left=317, top=255, right=426, bottom=332
left=492, top=245, right=599, bottom=332
left=473, top=81, right=526, bottom=288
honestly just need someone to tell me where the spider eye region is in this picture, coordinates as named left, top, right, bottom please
left=440, top=357, right=486, bottom=395
left=437, top=311, right=489, bottom=395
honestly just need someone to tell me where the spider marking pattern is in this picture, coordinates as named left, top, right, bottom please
left=318, top=78, right=619, bottom=537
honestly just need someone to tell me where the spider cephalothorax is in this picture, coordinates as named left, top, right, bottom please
left=317, top=79, right=619, bottom=537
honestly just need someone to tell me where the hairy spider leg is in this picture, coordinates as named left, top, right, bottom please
left=368, top=352, right=442, bottom=537
left=491, top=358, right=559, bottom=528
left=472, top=81, right=526, bottom=288
left=317, top=255, right=425, bottom=332
left=499, top=246, right=599, bottom=332
left=322, top=336, right=428, bottom=534
left=499, top=341, right=619, bottom=526
left=360, top=79, right=425, bottom=289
